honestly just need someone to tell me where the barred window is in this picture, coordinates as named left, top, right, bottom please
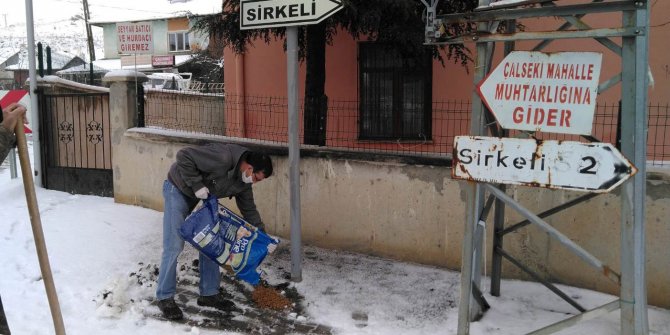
left=359, top=43, right=432, bottom=140
left=168, top=32, right=190, bottom=52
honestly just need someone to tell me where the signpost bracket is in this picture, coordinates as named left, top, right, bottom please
left=496, top=246, right=586, bottom=312
left=535, top=1, right=622, bottom=56
left=526, top=300, right=621, bottom=335
left=485, top=184, right=621, bottom=283
left=499, top=193, right=599, bottom=236
left=435, top=1, right=649, bottom=334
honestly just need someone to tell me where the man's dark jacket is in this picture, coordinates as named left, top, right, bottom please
left=167, top=143, right=262, bottom=225
left=0, top=125, right=16, bottom=163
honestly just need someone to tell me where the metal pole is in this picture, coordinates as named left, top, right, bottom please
left=287, top=26, right=302, bottom=282
left=82, top=0, right=96, bottom=62
left=9, top=148, right=17, bottom=178
left=620, top=1, right=649, bottom=333
left=491, top=18, right=515, bottom=297
left=457, top=2, right=490, bottom=333
left=24, top=0, right=42, bottom=187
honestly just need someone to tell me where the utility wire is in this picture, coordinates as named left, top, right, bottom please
left=51, top=0, right=175, bottom=15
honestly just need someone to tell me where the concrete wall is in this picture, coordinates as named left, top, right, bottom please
left=144, top=90, right=226, bottom=135
left=113, top=128, right=670, bottom=308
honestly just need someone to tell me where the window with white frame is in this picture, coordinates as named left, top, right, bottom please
left=168, top=31, right=190, bottom=52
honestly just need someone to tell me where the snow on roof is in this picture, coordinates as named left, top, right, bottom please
left=4, top=49, right=82, bottom=70
left=175, top=54, right=196, bottom=66
left=36, top=75, right=110, bottom=93
left=88, top=0, right=221, bottom=25
left=93, top=58, right=123, bottom=71
left=57, top=63, right=108, bottom=74
left=0, top=49, right=18, bottom=65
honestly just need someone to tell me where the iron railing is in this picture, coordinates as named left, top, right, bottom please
left=141, top=91, right=670, bottom=166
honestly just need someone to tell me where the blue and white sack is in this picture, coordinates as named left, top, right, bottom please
left=179, top=195, right=279, bottom=286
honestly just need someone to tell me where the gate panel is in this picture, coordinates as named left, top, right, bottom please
left=40, top=92, right=112, bottom=196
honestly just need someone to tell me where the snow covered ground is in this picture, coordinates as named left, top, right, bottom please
left=1, top=145, right=670, bottom=334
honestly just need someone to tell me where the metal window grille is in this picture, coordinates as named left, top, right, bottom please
left=141, top=90, right=669, bottom=166
left=358, top=43, right=432, bottom=141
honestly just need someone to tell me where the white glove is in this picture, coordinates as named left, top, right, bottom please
left=194, top=186, right=209, bottom=199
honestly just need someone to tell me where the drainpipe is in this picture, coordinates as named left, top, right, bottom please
left=235, top=52, right=246, bottom=137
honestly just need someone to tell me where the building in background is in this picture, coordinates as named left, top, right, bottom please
left=0, top=47, right=85, bottom=89
left=56, top=62, right=109, bottom=86
left=89, top=0, right=221, bottom=77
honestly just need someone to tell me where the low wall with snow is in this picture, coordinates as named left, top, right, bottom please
left=113, top=128, right=670, bottom=309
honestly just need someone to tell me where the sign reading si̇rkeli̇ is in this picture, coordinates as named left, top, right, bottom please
left=240, top=0, right=343, bottom=29
left=477, top=51, right=602, bottom=135
left=452, top=136, right=636, bottom=193
left=116, top=22, right=153, bottom=54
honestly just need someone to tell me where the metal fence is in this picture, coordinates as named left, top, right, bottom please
left=141, top=92, right=670, bottom=166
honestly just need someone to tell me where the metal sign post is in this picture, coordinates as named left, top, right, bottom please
left=620, top=2, right=650, bottom=333
left=240, top=0, right=343, bottom=282
left=457, top=1, right=492, bottom=330
left=286, top=26, right=302, bottom=281
left=424, top=0, right=651, bottom=334
left=24, top=0, right=41, bottom=187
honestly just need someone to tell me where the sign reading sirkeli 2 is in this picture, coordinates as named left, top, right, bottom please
left=452, top=136, right=637, bottom=193
left=240, top=0, right=343, bottom=29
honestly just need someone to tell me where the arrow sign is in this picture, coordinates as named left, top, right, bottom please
left=477, top=51, right=602, bottom=135
left=452, top=136, right=636, bottom=193
left=240, top=0, right=343, bottom=29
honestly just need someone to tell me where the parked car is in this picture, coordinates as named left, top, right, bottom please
left=144, top=72, right=192, bottom=91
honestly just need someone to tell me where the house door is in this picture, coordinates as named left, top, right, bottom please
left=39, top=92, right=113, bottom=196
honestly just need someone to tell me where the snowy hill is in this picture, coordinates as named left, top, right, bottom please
left=0, top=16, right=103, bottom=63
left=0, top=0, right=221, bottom=63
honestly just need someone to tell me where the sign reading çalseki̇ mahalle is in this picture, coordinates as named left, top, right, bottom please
left=477, top=51, right=602, bottom=135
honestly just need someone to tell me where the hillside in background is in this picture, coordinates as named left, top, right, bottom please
left=0, top=14, right=103, bottom=62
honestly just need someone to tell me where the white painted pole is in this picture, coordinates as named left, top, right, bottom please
left=24, top=0, right=42, bottom=187
left=9, top=148, right=17, bottom=178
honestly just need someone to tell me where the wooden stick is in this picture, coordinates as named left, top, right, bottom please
left=15, top=119, right=67, bottom=335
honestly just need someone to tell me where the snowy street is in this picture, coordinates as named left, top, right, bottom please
left=1, top=151, right=670, bottom=334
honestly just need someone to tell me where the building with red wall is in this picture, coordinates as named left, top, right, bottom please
left=223, top=1, right=669, bottom=161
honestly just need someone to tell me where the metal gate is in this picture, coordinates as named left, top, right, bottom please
left=39, top=92, right=113, bottom=196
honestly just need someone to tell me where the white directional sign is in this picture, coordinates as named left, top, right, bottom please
left=240, top=0, right=343, bottom=29
left=452, top=136, right=636, bottom=193
left=477, top=51, right=602, bottom=135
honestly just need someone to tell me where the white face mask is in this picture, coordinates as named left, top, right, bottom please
left=242, top=169, right=254, bottom=184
